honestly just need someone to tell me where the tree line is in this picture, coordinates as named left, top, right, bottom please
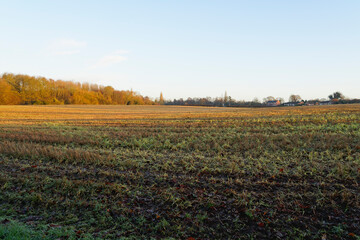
left=1, top=73, right=358, bottom=107
left=0, top=73, right=154, bottom=105
left=165, top=91, right=360, bottom=107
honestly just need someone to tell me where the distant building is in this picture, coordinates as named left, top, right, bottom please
left=319, top=101, right=332, bottom=105
left=266, top=100, right=281, bottom=106
left=283, top=101, right=304, bottom=106
left=283, top=102, right=297, bottom=106
left=305, top=101, right=319, bottom=106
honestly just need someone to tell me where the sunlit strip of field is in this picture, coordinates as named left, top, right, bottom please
left=0, top=104, right=359, bottom=124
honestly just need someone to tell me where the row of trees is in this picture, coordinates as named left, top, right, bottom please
left=0, top=73, right=154, bottom=105
left=262, top=93, right=340, bottom=104
left=1, top=73, right=356, bottom=107
left=167, top=93, right=263, bottom=107
left=287, top=92, right=346, bottom=103
left=166, top=91, right=359, bottom=107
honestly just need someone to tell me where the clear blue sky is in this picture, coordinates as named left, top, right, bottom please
left=1, top=0, right=359, bottom=101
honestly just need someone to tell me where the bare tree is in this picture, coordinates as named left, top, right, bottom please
left=328, top=92, right=344, bottom=100
left=289, top=94, right=301, bottom=102
left=277, top=97, right=285, bottom=104
left=263, top=96, right=275, bottom=103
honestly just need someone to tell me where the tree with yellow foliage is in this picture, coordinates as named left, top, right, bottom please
left=0, top=73, right=154, bottom=105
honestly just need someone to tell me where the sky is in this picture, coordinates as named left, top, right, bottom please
left=0, top=0, right=359, bottom=101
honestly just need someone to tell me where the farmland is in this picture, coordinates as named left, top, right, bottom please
left=0, top=105, right=359, bottom=239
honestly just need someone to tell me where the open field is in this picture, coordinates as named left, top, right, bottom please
left=0, top=105, right=359, bottom=239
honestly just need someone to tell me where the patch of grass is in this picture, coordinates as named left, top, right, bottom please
left=0, top=217, right=95, bottom=240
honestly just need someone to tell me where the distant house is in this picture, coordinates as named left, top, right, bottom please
left=305, top=100, right=319, bottom=106
left=283, top=101, right=304, bottom=106
left=266, top=100, right=281, bottom=107
left=283, top=102, right=297, bottom=106
left=319, top=101, right=332, bottom=105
